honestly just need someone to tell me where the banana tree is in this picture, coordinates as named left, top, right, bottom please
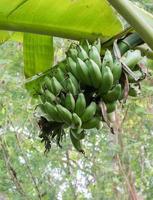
left=1, top=2, right=153, bottom=198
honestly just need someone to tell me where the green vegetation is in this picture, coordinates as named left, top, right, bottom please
left=0, top=0, right=153, bottom=200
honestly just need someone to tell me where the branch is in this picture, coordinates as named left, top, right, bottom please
left=65, top=149, right=78, bottom=200
left=0, top=137, right=28, bottom=199
left=8, top=115, right=42, bottom=200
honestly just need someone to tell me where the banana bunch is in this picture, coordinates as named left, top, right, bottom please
left=37, top=39, right=147, bottom=153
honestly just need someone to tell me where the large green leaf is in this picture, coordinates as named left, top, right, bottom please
left=23, top=33, right=53, bottom=78
left=0, top=0, right=122, bottom=41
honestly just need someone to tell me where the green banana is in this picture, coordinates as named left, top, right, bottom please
left=99, top=66, right=114, bottom=95
left=123, top=50, right=142, bottom=70
left=76, top=58, right=91, bottom=86
left=54, top=68, right=66, bottom=88
left=65, top=93, right=75, bottom=112
left=89, top=46, right=101, bottom=67
left=56, top=104, right=72, bottom=125
left=93, top=38, right=101, bottom=53
left=67, top=57, right=79, bottom=79
left=44, top=90, right=56, bottom=104
left=67, top=48, right=78, bottom=61
left=50, top=77, right=63, bottom=95
left=67, top=72, right=80, bottom=91
left=82, top=117, right=101, bottom=129
left=128, top=87, right=139, bottom=97
left=86, top=59, right=102, bottom=88
left=44, top=102, right=62, bottom=122
left=70, top=130, right=84, bottom=153
left=38, top=103, right=46, bottom=114
left=103, top=84, right=122, bottom=102
left=39, top=94, right=45, bottom=104
left=71, top=129, right=85, bottom=140
left=66, top=78, right=78, bottom=96
left=72, top=113, right=82, bottom=128
left=105, top=101, right=116, bottom=113
left=81, top=102, right=97, bottom=122
left=102, top=50, right=113, bottom=70
left=57, top=61, right=67, bottom=73
left=112, top=61, right=122, bottom=83
left=75, top=93, right=86, bottom=116
left=60, top=92, right=66, bottom=106
left=107, top=112, right=116, bottom=123
left=44, top=76, right=52, bottom=91
left=80, top=40, right=91, bottom=52
left=77, top=45, right=88, bottom=60
left=118, top=88, right=124, bottom=101
left=98, top=121, right=103, bottom=130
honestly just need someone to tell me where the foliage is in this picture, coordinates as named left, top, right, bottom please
left=0, top=0, right=122, bottom=41
left=0, top=1, right=153, bottom=200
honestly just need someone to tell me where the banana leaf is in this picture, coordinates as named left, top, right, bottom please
left=0, top=0, right=122, bottom=41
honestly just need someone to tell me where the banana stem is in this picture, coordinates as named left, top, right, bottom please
left=108, top=0, right=153, bottom=50
left=118, top=32, right=144, bottom=55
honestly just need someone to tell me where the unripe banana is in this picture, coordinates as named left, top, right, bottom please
left=65, top=93, right=75, bottom=112
left=77, top=45, right=88, bottom=60
left=98, top=121, right=103, bottom=130
left=70, top=130, right=84, bottom=153
left=102, top=50, right=113, bottom=70
left=89, top=46, right=101, bottom=67
left=38, top=104, right=46, bottom=114
left=44, top=90, right=56, bottom=104
left=99, top=66, right=114, bottom=95
left=44, top=76, right=52, bottom=91
left=86, top=59, right=102, bottom=88
left=67, top=72, right=80, bottom=91
left=67, top=48, right=78, bottom=61
left=103, top=84, right=122, bottom=103
left=93, top=38, right=101, bottom=53
left=80, top=40, right=91, bottom=52
left=82, top=117, right=101, bottom=129
left=118, top=88, right=124, bottom=101
left=50, top=77, right=63, bottom=95
left=112, top=61, right=122, bottom=83
left=105, top=101, right=116, bottom=113
left=44, top=102, right=62, bottom=122
left=60, top=92, right=66, bottom=106
left=67, top=57, right=79, bottom=79
left=123, top=50, right=142, bottom=70
left=54, top=68, right=66, bottom=88
left=39, top=93, right=46, bottom=104
left=128, top=86, right=140, bottom=97
left=57, top=60, right=67, bottom=73
left=71, top=129, right=85, bottom=140
left=107, top=112, right=116, bottom=123
left=66, top=78, right=78, bottom=96
left=75, top=93, right=86, bottom=116
left=76, top=58, right=91, bottom=86
left=56, top=104, right=72, bottom=125
left=81, top=102, right=97, bottom=122
left=72, top=113, right=82, bottom=128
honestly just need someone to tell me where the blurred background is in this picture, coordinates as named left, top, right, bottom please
left=0, top=0, right=153, bottom=200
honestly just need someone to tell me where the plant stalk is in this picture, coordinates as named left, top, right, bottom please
left=118, top=32, right=144, bottom=55
left=108, top=0, right=153, bottom=50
